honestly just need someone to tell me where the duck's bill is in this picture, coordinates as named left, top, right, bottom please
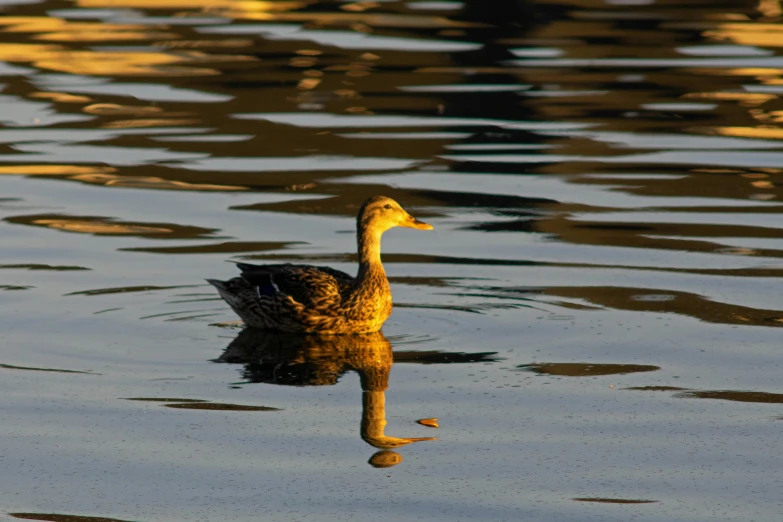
left=406, top=216, right=434, bottom=230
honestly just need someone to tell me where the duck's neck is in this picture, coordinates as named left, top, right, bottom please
left=356, top=224, right=385, bottom=280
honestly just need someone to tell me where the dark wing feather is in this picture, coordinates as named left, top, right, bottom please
left=235, top=262, right=354, bottom=308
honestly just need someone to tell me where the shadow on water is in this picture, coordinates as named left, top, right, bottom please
left=517, top=362, right=660, bottom=377
left=123, top=396, right=281, bottom=411
left=9, top=515, right=136, bottom=522
left=626, top=386, right=783, bottom=405
left=572, top=498, right=659, bottom=505
left=214, top=328, right=498, bottom=467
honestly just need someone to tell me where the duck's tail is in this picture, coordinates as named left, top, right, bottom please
left=206, top=278, right=228, bottom=291
left=207, top=278, right=260, bottom=325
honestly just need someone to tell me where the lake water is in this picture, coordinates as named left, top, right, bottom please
left=1, top=0, right=782, bottom=520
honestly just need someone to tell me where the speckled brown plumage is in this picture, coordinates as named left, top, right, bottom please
left=207, top=196, right=433, bottom=334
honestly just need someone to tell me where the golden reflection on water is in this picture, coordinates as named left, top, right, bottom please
left=683, top=91, right=776, bottom=106
left=5, top=214, right=218, bottom=239
left=0, top=166, right=246, bottom=191
left=33, top=218, right=173, bottom=235
left=29, top=92, right=93, bottom=103
left=77, top=0, right=305, bottom=11
left=68, top=173, right=247, bottom=191
left=757, top=0, right=782, bottom=18
left=83, top=104, right=163, bottom=116
left=705, top=22, right=783, bottom=47
left=234, top=12, right=483, bottom=28
left=217, top=330, right=438, bottom=465
left=707, top=126, right=783, bottom=139
left=1, top=17, right=177, bottom=41
left=37, top=51, right=252, bottom=77
left=0, top=0, right=777, bottom=340
left=0, top=165, right=115, bottom=176
left=0, top=42, right=255, bottom=76
left=101, top=118, right=203, bottom=128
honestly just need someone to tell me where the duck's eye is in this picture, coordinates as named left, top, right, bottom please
left=383, top=204, right=392, bottom=210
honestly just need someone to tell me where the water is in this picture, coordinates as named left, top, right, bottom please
left=1, top=0, right=782, bottom=520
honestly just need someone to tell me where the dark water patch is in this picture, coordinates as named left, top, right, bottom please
left=572, top=498, right=659, bottom=504
left=396, top=302, right=523, bottom=314
left=384, top=334, right=439, bottom=347
left=447, top=291, right=545, bottom=306
left=544, top=300, right=604, bottom=311
left=0, top=285, right=32, bottom=291
left=123, top=398, right=208, bottom=403
left=124, top=396, right=278, bottom=411
left=164, top=294, right=226, bottom=304
left=394, top=351, right=500, bottom=365
left=9, top=513, right=138, bottom=522
left=675, top=390, right=783, bottom=404
left=120, top=241, right=304, bottom=255
left=0, top=264, right=90, bottom=271
left=625, top=386, right=688, bottom=392
left=544, top=287, right=783, bottom=328
left=209, top=320, right=244, bottom=329
left=544, top=219, right=783, bottom=257
left=93, top=308, right=124, bottom=315
left=412, top=189, right=557, bottom=209
left=67, top=285, right=197, bottom=296
left=232, top=188, right=554, bottom=217
left=163, top=312, right=223, bottom=322
left=673, top=267, right=783, bottom=279
left=242, top=255, right=783, bottom=282
left=465, top=218, right=536, bottom=233
left=4, top=214, right=221, bottom=240
left=164, top=402, right=280, bottom=411
left=518, top=363, right=660, bottom=377
left=60, top=173, right=249, bottom=192
left=140, top=309, right=221, bottom=320
left=387, top=276, right=482, bottom=288
left=0, top=364, right=97, bottom=375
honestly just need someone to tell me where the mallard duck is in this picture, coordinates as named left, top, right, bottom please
left=207, top=196, right=433, bottom=334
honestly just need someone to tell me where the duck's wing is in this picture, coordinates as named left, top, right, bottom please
left=235, top=262, right=353, bottom=308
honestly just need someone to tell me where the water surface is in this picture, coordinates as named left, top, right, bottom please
left=1, top=0, right=782, bottom=520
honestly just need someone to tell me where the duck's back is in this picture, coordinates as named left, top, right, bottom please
left=236, top=262, right=353, bottom=308
left=208, top=261, right=396, bottom=333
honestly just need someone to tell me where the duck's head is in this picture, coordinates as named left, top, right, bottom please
left=357, top=196, right=433, bottom=233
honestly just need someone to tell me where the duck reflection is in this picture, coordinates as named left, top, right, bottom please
left=216, top=329, right=497, bottom=466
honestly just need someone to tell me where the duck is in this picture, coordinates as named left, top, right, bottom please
left=207, top=196, right=433, bottom=334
